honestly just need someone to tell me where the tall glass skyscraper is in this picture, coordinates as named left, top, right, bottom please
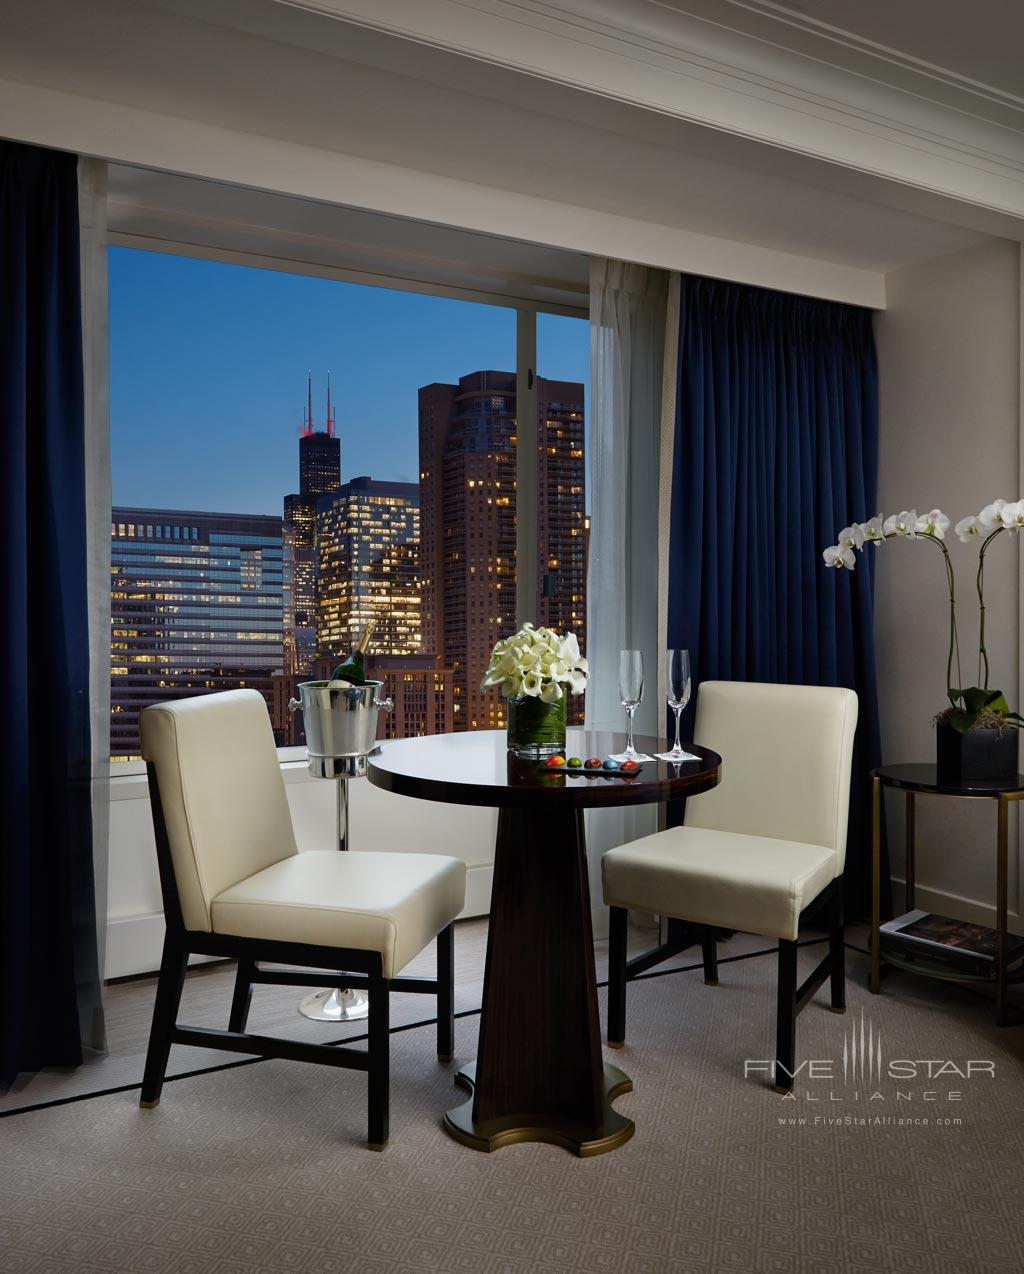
left=110, top=508, right=284, bottom=757
left=283, top=376, right=342, bottom=674
left=316, top=476, right=421, bottom=660
left=418, top=371, right=585, bottom=730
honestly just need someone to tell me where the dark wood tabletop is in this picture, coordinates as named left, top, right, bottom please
left=873, top=763, right=1024, bottom=798
left=367, top=728, right=722, bottom=809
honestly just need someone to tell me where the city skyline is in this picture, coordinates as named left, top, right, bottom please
left=109, top=246, right=588, bottom=516
left=108, top=248, right=589, bottom=753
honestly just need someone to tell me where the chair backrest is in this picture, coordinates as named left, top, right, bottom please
left=140, top=689, right=299, bottom=933
left=685, top=681, right=858, bottom=869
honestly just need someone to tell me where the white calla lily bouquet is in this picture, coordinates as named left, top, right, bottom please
left=823, top=499, right=1024, bottom=734
left=481, top=623, right=588, bottom=702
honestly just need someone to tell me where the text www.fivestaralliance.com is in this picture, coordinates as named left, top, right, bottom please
left=778, top=1115, right=962, bottom=1127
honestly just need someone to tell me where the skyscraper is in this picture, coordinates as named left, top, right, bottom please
left=418, top=370, right=586, bottom=730
left=316, top=476, right=421, bottom=660
left=282, top=374, right=341, bottom=673
left=110, top=508, right=284, bottom=757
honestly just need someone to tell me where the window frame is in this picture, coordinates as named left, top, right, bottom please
left=104, top=228, right=588, bottom=770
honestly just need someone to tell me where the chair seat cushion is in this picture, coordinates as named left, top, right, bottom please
left=211, top=850, right=467, bottom=978
left=602, top=827, right=836, bottom=942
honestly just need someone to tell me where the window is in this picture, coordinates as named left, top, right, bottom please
left=112, top=248, right=594, bottom=755
left=537, top=312, right=590, bottom=724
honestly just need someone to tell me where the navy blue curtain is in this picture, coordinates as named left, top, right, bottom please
left=1, top=141, right=103, bottom=1085
left=667, top=274, right=889, bottom=916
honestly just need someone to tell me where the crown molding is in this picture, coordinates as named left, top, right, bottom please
left=274, top=0, right=1024, bottom=221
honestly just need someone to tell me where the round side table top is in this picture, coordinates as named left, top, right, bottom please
left=874, top=762, right=1024, bottom=798
left=367, top=728, right=722, bottom=810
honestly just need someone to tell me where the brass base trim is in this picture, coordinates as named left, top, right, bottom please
left=773, top=1085, right=793, bottom=1095
left=606, top=1040, right=625, bottom=1050
left=139, top=1099, right=160, bottom=1109
left=437, top=1054, right=453, bottom=1064
left=443, top=1062, right=634, bottom=1158
left=366, top=1141, right=387, bottom=1152
left=830, top=1006, right=847, bottom=1014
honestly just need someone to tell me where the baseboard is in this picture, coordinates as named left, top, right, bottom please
left=104, top=863, right=496, bottom=981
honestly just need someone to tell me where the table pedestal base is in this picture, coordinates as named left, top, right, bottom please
left=441, top=805, right=634, bottom=1157
left=297, top=986, right=370, bottom=1022
left=444, top=1061, right=633, bottom=1157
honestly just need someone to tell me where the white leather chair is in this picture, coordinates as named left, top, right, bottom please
left=139, top=689, right=466, bottom=1148
left=602, top=680, right=858, bottom=1092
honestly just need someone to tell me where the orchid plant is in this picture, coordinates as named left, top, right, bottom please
left=823, top=499, right=1024, bottom=733
left=481, top=623, right=588, bottom=703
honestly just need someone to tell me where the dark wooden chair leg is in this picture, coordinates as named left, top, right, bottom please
left=607, top=905, right=628, bottom=1047
left=774, top=938, right=798, bottom=1094
left=367, top=973, right=390, bottom=1150
left=829, top=885, right=846, bottom=1013
left=228, top=957, right=256, bottom=1033
left=436, top=923, right=454, bottom=1062
left=140, top=935, right=189, bottom=1108
left=701, top=930, right=719, bottom=985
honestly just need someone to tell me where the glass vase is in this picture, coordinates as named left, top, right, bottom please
left=506, top=693, right=567, bottom=758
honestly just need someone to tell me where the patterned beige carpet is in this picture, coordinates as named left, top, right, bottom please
left=1, top=946, right=1022, bottom=1273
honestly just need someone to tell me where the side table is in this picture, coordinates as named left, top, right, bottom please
left=870, top=763, right=1024, bottom=1025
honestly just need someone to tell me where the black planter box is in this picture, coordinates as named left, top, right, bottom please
left=936, top=721, right=1019, bottom=786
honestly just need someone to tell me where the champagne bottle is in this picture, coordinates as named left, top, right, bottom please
left=330, top=620, right=375, bottom=685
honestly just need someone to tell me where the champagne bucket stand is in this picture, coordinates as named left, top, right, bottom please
left=288, top=680, right=393, bottom=1022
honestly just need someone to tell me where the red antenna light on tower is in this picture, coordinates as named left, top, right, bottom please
left=301, top=370, right=314, bottom=437
left=326, top=370, right=335, bottom=437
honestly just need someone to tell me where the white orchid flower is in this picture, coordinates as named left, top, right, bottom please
left=539, top=679, right=563, bottom=703
left=914, top=509, right=950, bottom=539
left=954, top=515, right=982, bottom=542
left=823, top=545, right=855, bottom=570
left=837, top=524, right=865, bottom=551
left=859, top=515, right=884, bottom=544
left=978, top=499, right=1007, bottom=531
left=883, top=511, right=917, bottom=538
left=999, top=499, right=1024, bottom=531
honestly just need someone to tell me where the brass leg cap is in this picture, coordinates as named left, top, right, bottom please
left=139, top=1099, right=160, bottom=1109
left=830, top=1006, right=847, bottom=1015
left=437, top=1054, right=453, bottom=1064
left=705, top=979, right=719, bottom=986
left=366, top=1141, right=388, bottom=1152
left=772, top=1085, right=793, bottom=1096
left=607, top=1040, right=625, bottom=1050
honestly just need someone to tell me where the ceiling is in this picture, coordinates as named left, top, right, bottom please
left=1, top=0, right=1017, bottom=300
left=722, top=0, right=1024, bottom=99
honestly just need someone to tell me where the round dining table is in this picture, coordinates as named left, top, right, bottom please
left=367, top=727, right=722, bottom=1157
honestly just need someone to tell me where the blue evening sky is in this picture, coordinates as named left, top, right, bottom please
left=109, top=247, right=588, bottom=516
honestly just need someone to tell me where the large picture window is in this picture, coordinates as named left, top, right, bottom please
left=108, top=247, right=587, bottom=757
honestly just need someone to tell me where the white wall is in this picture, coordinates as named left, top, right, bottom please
left=106, top=767, right=496, bottom=978
left=876, top=239, right=1022, bottom=930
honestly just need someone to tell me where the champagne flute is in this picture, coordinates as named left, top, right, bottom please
left=618, top=650, right=644, bottom=761
left=656, top=649, right=700, bottom=762
left=666, top=650, right=691, bottom=759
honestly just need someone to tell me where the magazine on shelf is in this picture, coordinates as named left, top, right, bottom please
left=880, top=908, right=1024, bottom=967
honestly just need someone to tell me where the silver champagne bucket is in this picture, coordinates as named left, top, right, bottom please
left=288, top=680, right=393, bottom=779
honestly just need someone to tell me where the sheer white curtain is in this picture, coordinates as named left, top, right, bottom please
left=584, top=259, right=669, bottom=933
